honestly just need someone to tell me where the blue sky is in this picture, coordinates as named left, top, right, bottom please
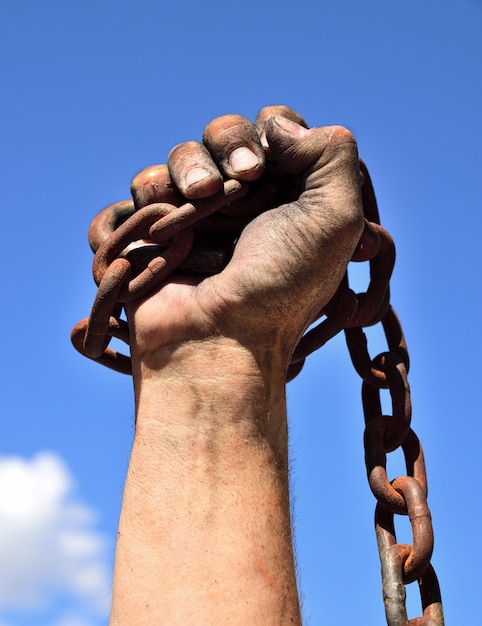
left=1, top=0, right=481, bottom=624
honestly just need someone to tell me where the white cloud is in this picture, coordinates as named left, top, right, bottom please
left=0, top=453, right=111, bottom=616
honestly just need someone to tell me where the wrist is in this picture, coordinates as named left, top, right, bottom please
left=131, top=337, right=290, bottom=460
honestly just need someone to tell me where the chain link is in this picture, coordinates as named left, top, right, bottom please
left=71, top=159, right=444, bottom=624
left=341, top=163, right=444, bottom=624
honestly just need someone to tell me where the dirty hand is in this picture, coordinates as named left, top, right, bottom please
left=127, top=105, right=364, bottom=374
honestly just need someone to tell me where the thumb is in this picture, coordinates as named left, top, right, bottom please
left=265, top=116, right=364, bottom=224
left=265, top=116, right=359, bottom=176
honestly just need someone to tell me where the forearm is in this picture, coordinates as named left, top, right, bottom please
left=110, top=340, right=301, bottom=625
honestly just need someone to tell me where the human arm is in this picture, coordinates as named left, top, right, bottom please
left=109, top=106, right=364, bottom=625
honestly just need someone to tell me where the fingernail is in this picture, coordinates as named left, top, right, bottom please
left=228, top=146, right=260, bottom=173
left=185, top=167, right=210, bottom=188
left=259, top=131, right=269, bottom=149
left=273, top=116, right=309, bottom=136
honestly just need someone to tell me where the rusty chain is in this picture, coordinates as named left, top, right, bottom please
left=71, top=159, right=444, bottom=625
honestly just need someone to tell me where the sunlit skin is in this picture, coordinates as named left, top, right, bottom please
left=109, top=106, right=364, bottom=625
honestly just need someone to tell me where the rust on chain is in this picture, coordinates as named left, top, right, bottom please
left=376, top=489, right=441, bottom=625
left=344, top=306, right=410, bottom=388
left=393, top=477, right=433, bottom=585
left=91, top=204, right=194, bottom=301
left=365, top=425, right=428, bottom=515
left=410, top=565, right=444, bottom=626
left=290, top=282, right=359, bottom=367
left=71, top=317, right=132, bottom=374
left=83, top=258, right=131, bottom=358
left=359, top=160, right=380, bottom=223
left=362, top=355, right=412, bottom=451
left=88, top=199, right=135, bottom=253
left=376, top=526, right=443, bottom=626
left=346, top=224, right=395, bottom=328
left=71, top=156, right=444, bottom=625
left=375, top=479, right=433, bottom=586
left=351, top=218, right=381, bottom=262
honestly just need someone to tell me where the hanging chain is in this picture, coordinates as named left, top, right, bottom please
left=71, top=160, right=444, bottom=625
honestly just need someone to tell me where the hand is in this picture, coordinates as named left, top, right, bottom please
left=127, top=105, right=364, bottom=376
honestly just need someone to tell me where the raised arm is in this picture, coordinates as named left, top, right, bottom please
left=109, top=106, right=364, bottom=625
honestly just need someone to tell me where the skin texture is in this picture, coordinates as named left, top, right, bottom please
left=110, top=106, right=365, bottom=625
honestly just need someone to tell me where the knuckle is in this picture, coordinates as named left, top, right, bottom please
left=256, top=105, right=308, bottom=128
left=130, top=165, right=172, bottom=208
left=205, top=113, right=252, bottom=136
left=168, top=140, right=203, bottom=161
left=131, top=164, right=168, bottom=186
left=203, top=115, right=261, bottom=157
left=325, top=125, right=357, bottom=148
